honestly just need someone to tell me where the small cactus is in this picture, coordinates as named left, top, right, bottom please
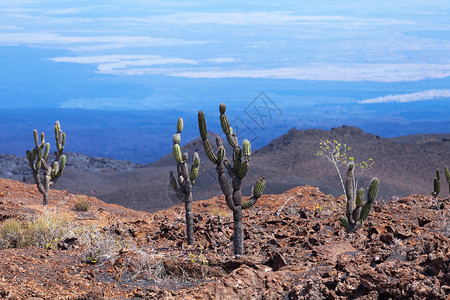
left=341, top=162, right=379, bottom=232
left=169, top=117, right=200, bottom=245
left=198, top=103, right=266, bottom=255
left=432, top=169, right=441, bottom=198
left=26, top=121, right=66, bottom=205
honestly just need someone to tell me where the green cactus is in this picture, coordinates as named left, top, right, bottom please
left=432, top=169, right=441, bottom=198
left=445, top=166, right=450, bottom=195
left=169, top=117, right=200, bottom=245
left=341, top=161, right=379, bottom=232
left=198, top=103, right=266, bottom=256
left=26, top=121, right=66, bottom=205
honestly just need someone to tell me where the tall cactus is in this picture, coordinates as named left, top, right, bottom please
left=169, top=117, right=200, bottom=245
left=445, top=166, right=450, bottom=195
left=341, top=162, right=379, bottom=232
left=198, top=103, right=266, bottom=256
left=26, top=121, right=66, bottom=205
left=432, top=169, right=441, bottom=198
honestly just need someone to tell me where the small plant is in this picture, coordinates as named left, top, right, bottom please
left=198, top=103, right=266, bottom=256
left=169, top=117, right=200, bottom=245
left=340, top=162, right=379, bottom=232
left=211, top=207, right=229, bottom=218
left=432, top=169, right=441, bottom=198
left=74, top=195, right=91, bottom=211
left=316, top=139, right=374, bottom=202
left=120, top=250, right=166, bottom=283
left=26, top=121, right=66, bottom=205
left=313, top=202, right=323, bottom=215
left=0, top=218, right=28, bottom=248
left=188, top=246, right=207, bottom=266
left=84, top=249, right=101, bottom=264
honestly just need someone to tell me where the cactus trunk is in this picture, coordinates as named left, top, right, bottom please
left=184, top=194, right=194, bottom=245
left=233, top=208, right=243, bottom=255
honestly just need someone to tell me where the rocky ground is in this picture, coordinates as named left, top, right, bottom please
left=0, top=178, right=449, bottom=299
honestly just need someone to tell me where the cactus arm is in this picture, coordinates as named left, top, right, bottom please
left=352, top=188, right=364, bottom=222
left=223, top=156, right=238, bottom=179
left=237, top=159, right=249, bottom=179
left=33, top=130, right=39, bottom=146
left=218, top=103, right=239, bottom=148
left=359, top=178, right=379, bottom=223
left=202, top=139, right=218, bottom=164
left=340, top=217, right=350, bottom=232
left=55, top=155, right=66, bottom=178
left=433, top=178, right=440, bottom=198
left=445, top=166, right=450, bottom=194
left=242, top=177, right=266, bottom=209
left=241, top=196, right=257, bottom=210
left=198, top=111, right=208, bottom=140
left=218, top=166, right=236, bottom=212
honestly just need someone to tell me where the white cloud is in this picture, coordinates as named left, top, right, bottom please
left=359, top=89, right=450, bottom=103
left=51, top=54, right=240, bottom=72
left=0, top=33, right=208, bottom=48
left=203, top=57, right=237, bottom=64
left=103, top=63, right=450, bottom=82
left=124, top=12, right=412, bottom=27
left=60, top=98, right=161, bottom=110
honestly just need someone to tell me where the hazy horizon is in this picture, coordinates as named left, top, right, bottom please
left=0, top=1, right=449, bottom=162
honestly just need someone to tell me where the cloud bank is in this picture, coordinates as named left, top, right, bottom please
left=86, top=63, right=450, bottom=82
left=359, top=89, right=450, bottom=103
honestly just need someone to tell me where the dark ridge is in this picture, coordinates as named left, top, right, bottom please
left=0, top=126, right=449, bottom=212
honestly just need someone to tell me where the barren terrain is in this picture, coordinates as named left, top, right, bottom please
left=0, top=178, right=448, bottom=299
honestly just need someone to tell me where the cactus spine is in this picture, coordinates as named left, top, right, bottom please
left=432, top=169, right=441, bottom=198
left=169, top=117, right=200, bottom=245
left=26, top=121, right=66, bottom=205
left=198, top=103, right=266, bottom=256
left=341, top=162, right=379, bottom=232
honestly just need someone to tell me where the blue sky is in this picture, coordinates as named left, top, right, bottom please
left=0, top=0, right=450, bottom=110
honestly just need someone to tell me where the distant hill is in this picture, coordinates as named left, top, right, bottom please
left=0, top=126, right=449, bottom=212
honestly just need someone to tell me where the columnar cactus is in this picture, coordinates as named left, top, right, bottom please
left=169, top=117, right=200, bottom=245
left=198, top=103, right=266, bottom=256
left=340, top=162, right=379, bottom=232
left=445, top=166, right=450, bottom=195
left=26, top=121, right=66, bottom=205
left=432, top=169, right=441, bottom=198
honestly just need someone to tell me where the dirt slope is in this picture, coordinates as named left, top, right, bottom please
left=0, top=178, right=448, bottom=299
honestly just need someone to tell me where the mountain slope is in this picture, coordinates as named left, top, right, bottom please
left=1, top=126, right=449, bottom=212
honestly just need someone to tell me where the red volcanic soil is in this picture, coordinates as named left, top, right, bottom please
left=0, top=178, right=448, bottom=299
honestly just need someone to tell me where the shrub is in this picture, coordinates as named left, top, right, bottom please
left=0, top=210, right=73, bottom=249
left=26, top=210, right=72, bottom=249
left=316, top=139, right=374, bottom=201
left=0, top=218, right=28, bottom=248
left=74, top=195, right=91, bottom=211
